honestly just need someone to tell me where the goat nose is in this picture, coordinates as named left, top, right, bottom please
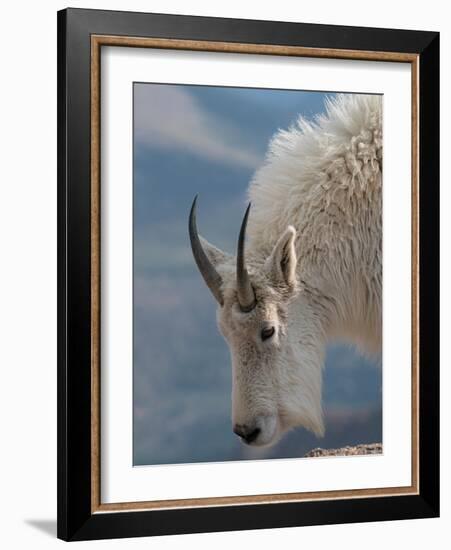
left=233, top=423, right=261, bottom=444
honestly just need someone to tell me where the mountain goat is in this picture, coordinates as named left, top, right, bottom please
left=189, top=93, right=382, bottom=447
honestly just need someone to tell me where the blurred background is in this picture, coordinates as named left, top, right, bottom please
left=133, top=83, right=382, bottom=466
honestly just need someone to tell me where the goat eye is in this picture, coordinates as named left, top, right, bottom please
left=261, top=326, right=275, bottom=341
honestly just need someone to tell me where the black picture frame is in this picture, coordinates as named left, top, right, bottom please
left=57, top=7, right=439, bottom=542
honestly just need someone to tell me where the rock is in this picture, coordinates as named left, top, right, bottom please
left=304, top=443, right=382, bottom=457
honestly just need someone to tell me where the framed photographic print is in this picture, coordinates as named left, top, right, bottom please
left=57, top=8, right=439, bottom=541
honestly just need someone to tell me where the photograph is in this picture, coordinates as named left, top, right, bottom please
left=0, top=0, right=445, bottom=545
left=133, top=84, right=383, bottom=466
left=55, top=6, right=440, bottom=542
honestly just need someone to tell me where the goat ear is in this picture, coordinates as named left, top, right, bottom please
left=199, top=236, right=231, bottom=268
left=265, top=226, right=298, bottom=289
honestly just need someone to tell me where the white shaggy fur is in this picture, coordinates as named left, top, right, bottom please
left=197, top=94, right=382, bottom=447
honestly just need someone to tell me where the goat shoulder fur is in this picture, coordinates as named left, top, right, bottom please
left=247, top=93, right=382, bottom=354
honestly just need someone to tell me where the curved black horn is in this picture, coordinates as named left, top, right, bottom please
left=189, top=196, right=224, bottom=306
left=236, top=203, right=256, bottom=312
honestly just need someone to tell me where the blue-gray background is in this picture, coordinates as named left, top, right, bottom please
left=133, top=83, right=382, bottom=466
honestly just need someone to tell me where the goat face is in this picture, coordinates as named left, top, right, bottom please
left=189, top=198, right=325, bottom=447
